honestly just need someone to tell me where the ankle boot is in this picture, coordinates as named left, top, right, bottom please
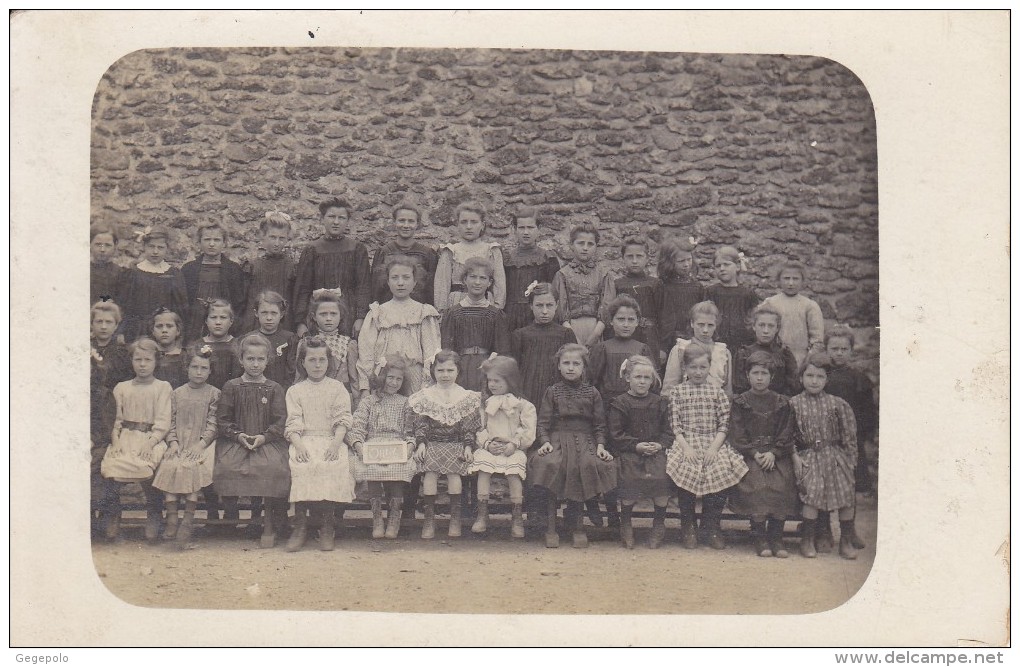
left=606, top=494, right=621, bottom=529
left=839, top=520, right=858, bottom=560
left=145, top=507, right=162, bottom=542
left=703, top=496, right=727, bottom=550
left=510, top=502, right=525, bottom=539
left=385, top=497, right=403, bottom=539
left=319, top=503, right=336, bottom=551
left=471, top=495, right=489, bottom=534
left=371, top=497, right=385, bottom=539
left=584, top=498, right=605, bottom=528
left=163, top=501, right=179, bottom=540
left=448, top=494, right=462, bottom=538
left=750, top=519, right=770, bottom=557
left=649, top=505, right=667, bottom=550
left=421, top=497, right=436, bottom=539
left=800, top=518, right=818, bottom=558
left=176, top=500, right=196, bottom=550
left=571, top=504, right=588, bottom=548
left=767, top=518, right=789, bottom=558
left=286, top=505, right=308, bottom=552
left=545, top=497, right=560, bottom=548
left=619, top=505, right=635, bottom=549
left=815, top=511, right=834, bottom=553
left=679, top=494, right=698, bottom=549
left=260, top=499, right=277, bottom=548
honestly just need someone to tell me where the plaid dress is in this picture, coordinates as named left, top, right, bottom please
left=665, top=382, right=748, bottom=495
left=409, top=386, right=482, bottom=475
left=347, top=393, right=417, bottom=482
left=789, top=392, right=858, bottom=511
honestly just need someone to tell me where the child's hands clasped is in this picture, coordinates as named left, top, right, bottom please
left=754, top=450, right=776, bottom=471
left=636, top=442, right=661, bottom=456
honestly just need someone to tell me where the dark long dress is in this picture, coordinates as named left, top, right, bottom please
left=588, top=337, right=653, bottom=411
left=182, top=256, right=249, bottom=340
left=608, top=392, right=674, bottom=501
left=440, top=303, right=511, bottom=392
left=529, top=380, right=617, bottom=502
left=192, top=337, right=244, bottom=391
left=728, top=390, right=800, bottom=518
left=241, top=252, right=297, bottom=332
left=116, top=265, right=189, bottom=343
left=502, top=246, right=561, bottom=331
left=214, top=378, right=290, bottom=498
left=249, top=328, right=298, bottom=391
left=91, top=261, right=125, bottom=307
left=706, top=284, right=759, bottom=357
left=293, top=236, right=371, bottom=331
left=825, top=364, right=877, bottom=491
left=510, top=322, right=576, bottom=407
left=370, top=240, right=439, bottom=306
left=610, top=273, right=663, bottom=364
left=733, top=340, right=800, bottom=396
left=155, top=349, right=189, bottom=389
left=658, top=278, right=706, bottom=353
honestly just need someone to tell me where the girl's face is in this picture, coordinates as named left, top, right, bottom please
left=206, top=306, right=233, bottom=340
left=383, top=368, right=405, bottom=395
left=692, top=313, right=717, bottom=345
left=313, top=302, right=342, bottom=334
left=132, top=348, right=157, bottom=379
left=241, top=345, right=269, bottom=378
left=779, top=269, right=804, bottom=297
left=531, top=292, right=557, bottom=325
left=433, top=360, right=459, bottom=386
left=387, top=263, right=416, bottom=300
left=714, top=258, right=739, bottom=285
left=464, top=268, right=492, bottom=299
left=753, top=313, right=780, bottom=345
left=674, top=251, right=693, bottom=278
left=91, top=312, right=118, bottom=344
left=514, top=217, right=539, bottom=247
left=257, top=302, right=282, bottom=334
left=571, top=232, right=598, bottom=263
left=393, top=209, right=419, bottom=241
left=826, top=337, right=852, bottom=367
left=611, top=306, right=639, bottom=339
left=323, top=207, right=350, bottom=237
left=91, top=233, right=116, bottom=263
left=622, top=245, right=648, bottom=276
left=486, top=374, right=510, bottom=396
left=143, top=239, right=168, bottom=264
left=187, top=356, right=212, bottom=387
left=199, top=229, right=225, bottom=259
left=457, top=211, right=484, bottom=241
left=685, top=354, right=711, bottom=385
left=302, top=347, right=330, bottom=382
left=558, top=352, right=585, bottom=382
left=801, top=364, right=828, bottom=395
left=747, top=365, right=772, bottom=393
left=152, top=313, right=181, bottom=349
left=262, top=227, right=291, bottom=254
left=627, top=365, right=655, bottom=397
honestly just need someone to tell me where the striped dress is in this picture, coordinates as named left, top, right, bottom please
left=665, top=381, right=748, bottom=495
left=789, top=391, right=858, bottom=511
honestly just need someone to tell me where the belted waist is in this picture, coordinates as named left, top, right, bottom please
left=121, top=421, right=153, bottom=432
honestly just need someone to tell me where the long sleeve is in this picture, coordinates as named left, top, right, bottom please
left=727, top=399, right=756, bottom=457
left=420, top=307, right=442, bottom=377
left=370, top=245, right=390, bottom=304
left=488, top=245, right=506, bottom=310
left=771, top=400, right=800, bottom=459
left=732, top=347, right=750, bottom=395
left=169, top=269, right=190, bottom=328
left=284, top=385, right=306, bottom=441
left=662, top=340, right=685, bottom=393
left=330, top=384, right=354, bottom=432
left=535, top=387, right=556, bottom=444
left=434, top=247, right=453, bottom=312
left=167, top=392, right=181, bottom=445
left=655, top=397, right=674, bottom=448
left=509, top=329, right=523, bottom=364
left=413, top=411, right=430, bottom=447
left=835, top=397, right=858, bottom=466
left=292, top=246, right=317, bottom=325
left=217, top=381, right=240, bottom=440
left=806, top=298, right=825, bottom=350
left=344, top=340, right=360, bottom=390
left=151, top=383, right=172, bottom=441
left=715, top=388, right=731, bottom=434
left=514, top=400, right=538, bottom=450
left=667, top=388, right=685, bottom=441
left=597, top=270, right=616, bottom=323
left=462, top=403, right=482, bottom=449
left=356, top=305, right=381, bottom=391
left=591, top=387, right=608, bottom=446
left=353, top=243, right=372, bottom=321
left=493, top=310, right=512, bottom=354
left=264, top=384, right=287, bottom=442
left=588, top=342, right=607, bottom=390
left=552, top=270, right=569, bottom=323
left=475, top=405, right=492, bottom=448
left=346, top=395, right=373, bottom=446
left=608, top=397, right=637, bottom=455
left=781, top=347, right=801, bottom=395
left=721, top=346, right=733, bottom=396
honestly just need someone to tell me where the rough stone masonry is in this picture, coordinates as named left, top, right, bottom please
left=90, top=47, right=879, bottom=377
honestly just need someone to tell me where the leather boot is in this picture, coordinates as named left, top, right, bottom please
left=605, top=492, right=621, bottom=529
left=510, top=502, right=525, bottom=539
left=176, top=500, right=196, bottom=551
left=584, top=498, right=604, bottom=528
left=839, top=519, right=858, bottom=560
left=703, top=495, right=727, bottom=550
left=619, top=504, right=635, bottom=549
left=648, top=505, right=667, bottom=550
left=163, top=500, right=179, bottom=540
left=750, top=519, right=770, bottom=557
left=319, top=503, right=336, bottom=551
left=384, top=497, right=403, bottom=539
left=471, top=495, right=489, bottom=534
left=286, top=504, right=308, bottom=552
left=800, top=518, right=818, bottom=558
left=679, top=493, right=698, bottom=549
left=815, top=510, right=834, bottom=553
left=370, top=497, right=385, bottom=539
left=260, top=499, right=277, bottom=548
left=544, top=496, right=560, bottom=548
left=447, top=493, right=462, bottom=538
left=767, top=518, right=789, bottom=558
left=571, top=502, right=588, bottom=548
left=421, top=496, right=436, bottom=540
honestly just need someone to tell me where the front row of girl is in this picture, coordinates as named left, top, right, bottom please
left=98, top=331, right=860, bottom=559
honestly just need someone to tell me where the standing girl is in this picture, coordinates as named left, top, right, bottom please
left=91, top=223, right=124, bottom=309
left=247, top=290, right=298, bottom=392
left=608, top=355, right=674, bottom=549
left=761, top=262, right=825, bottom=367
left=502, top=207, right=561, bottom=331
left=194, top=298, right=243, bottom=391
left=181, top=222, right=248, bottom=341
left=727, top=351, right=801, bottom=558
left=469, top=355, right=537, bottom=539
left=409, top=350, right=482, bottom=539
left=733, top=304, right=800, bottom=396
left=347, top=355, right=417, bottom=539
left=789, top=352, right=859, bottom=560
left=116, top=225, right=188, bottom=343
left=215, top=333, right=290, bottom=548
left=305, top=289, right=360, bottom=399
left=99, top=337, right=172, bottom=541
left=509, top=282, right=576, bottom=407
left=605, top=235, right=663, bottom=366
left=153, top=344, right=220, bottom=550
left=552, top=222, right=614, bottom=348
left=706, top=246, right=759, bottom=357
left=241, top=211, right=297, bottom=333
left=370, top=202, right=439, bottom=306
left=150, top=308, right=189, bottom=389
left=434, top=201, right=506, bottom=312
left=662, top=301, right=733, bottom=395
left=357, top=255, right=442, bottom=395
left=529, top=343, right=617, bottom=549
left=656, top=237, right=706, bottom=355
left=666, top=344, right=748, bottom=550
left=284, top=337, right=355, bottom=552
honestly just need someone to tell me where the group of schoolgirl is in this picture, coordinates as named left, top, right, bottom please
left=90, top=198, right=876, bottom=559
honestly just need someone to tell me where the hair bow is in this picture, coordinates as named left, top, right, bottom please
left=619, top=358, right=629, bottom=379
left=374, top=358, right=388, bottom=375
left=688, top=236, right=700, bottom=248
left=196, top=297, right=215, bottom=311
left=99, top=294, right=113, bottom=303
left=523, top=280, right=539, bottom=298
left=312, top=287, right=344, bottom=300
left=199, top=344, right=213, bottom=357
left=149, top=305, right=172, bottom=319
left=478, top=351, right=499, bottom=370
left=737, top=251, right=751, bottom=272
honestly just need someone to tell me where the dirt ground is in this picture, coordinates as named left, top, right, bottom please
left=92, top=495, right=877, bottom=615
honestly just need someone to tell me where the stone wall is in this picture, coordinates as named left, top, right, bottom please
left=91, top=47, right=879, bottom=372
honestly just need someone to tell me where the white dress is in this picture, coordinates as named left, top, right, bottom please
left=662, top=338, right=732, bottom=396
left=434, top=241, right=506, bottom=312
left=284, top=377, right=356, bottom=503
left=468, top=394, right=537, bottom=479
left=356, top=298, right=442, bottom=394
left=101, top=378, right=172, bottom=483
